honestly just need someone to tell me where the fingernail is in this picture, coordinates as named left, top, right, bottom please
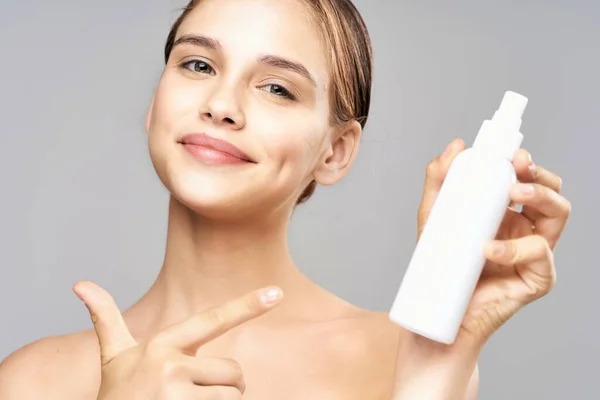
left=442, top=142, right=453, bottom=158
left=528, top=161, right=537, bottom=178
left=492, top=242, right=506, bottom=256
left=260, top=288, right=282, bottom=305
left=519, top=184, right=534, bottom=195
left=72, top=284, right=85, bottom=302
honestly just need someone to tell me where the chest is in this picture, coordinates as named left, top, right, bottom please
left=195, top=325, right=397, bottom=400
left=238, top=362, right=393, bottom=400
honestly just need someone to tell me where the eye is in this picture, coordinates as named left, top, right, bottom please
left=180, top=59, right=215, bottom=75
left=261, top=84, right=296, bottom=100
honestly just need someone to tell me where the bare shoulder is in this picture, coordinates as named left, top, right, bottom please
left=330, top=308, right=479, bottom=399
left=341, top=308, right=402, bottom=364
left=316, top=305, right=402, bottom=397
left=308, top=290, right=402, bottom=364
left=0, top=329, right=100, bottom=399
left=327, top=300, right=401, bottom=343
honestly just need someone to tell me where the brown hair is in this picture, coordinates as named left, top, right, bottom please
left=163, top=0, right=373, bottom=205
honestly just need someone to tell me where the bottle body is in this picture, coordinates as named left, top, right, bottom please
left=389, top=147, right=517, bottom=344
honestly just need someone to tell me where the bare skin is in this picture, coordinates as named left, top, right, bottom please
left=0, top=2, right=408, bottom=397
left=0, top=0, right=570, bottom=398
left=0, top=292, right=403, bottom=400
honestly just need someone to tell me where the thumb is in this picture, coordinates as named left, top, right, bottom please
left=73, top=281, right=136, bottom=364
left=417, top=138, right=465, bottom=237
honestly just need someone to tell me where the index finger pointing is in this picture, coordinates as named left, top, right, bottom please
left=160, top=286, right=283, bottom=350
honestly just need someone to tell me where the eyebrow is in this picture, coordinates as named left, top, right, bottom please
left=257, top=54, right=316, bottom=87
left=173, top=34, right=317, bottom=87
left=173, top=34, right=221, bottom=51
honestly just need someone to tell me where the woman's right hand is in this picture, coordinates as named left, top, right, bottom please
left=73, top=281, right=283, bottom=400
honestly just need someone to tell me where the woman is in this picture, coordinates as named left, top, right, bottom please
left=0, top=0, right=571, bottom=398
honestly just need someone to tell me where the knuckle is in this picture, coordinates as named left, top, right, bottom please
left=563, top=198, right=572, bottom=217
left=224, top=357, right=243, bottom=374
left=527, top=236, right=556, bottom=297
left=146, top=333, right=169, bottom=355
left=185, top=313, right=205, bottom=332
left=555, top=175, right=563, bottom=192
left=547, top=270, right=557, bottom=292
left=158, top=358, right=181, bottom=378
left=244, top=295, right=262, bottom=315
left=227, top=359, right=244, bottom=384
left=205, top=308, right=226, bottom=328
left=534, top=235, right=550, bottom=257
left=425, top=158, right=440, bottom=177
left=506, top=241, right=519, bottom=263
left=212, top=358, right=245, bottom=393
left=537, top=272, right=556, bottom=297
left=550, top=267, right=558, bottom=289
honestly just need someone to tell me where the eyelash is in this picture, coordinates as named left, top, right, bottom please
left=180, top=59, right=297, bottom=101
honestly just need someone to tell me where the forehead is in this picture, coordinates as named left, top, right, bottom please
left=177, top=0, right=329, bottom=87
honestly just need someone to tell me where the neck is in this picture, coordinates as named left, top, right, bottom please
left=126, top=196, right=316, bottom=336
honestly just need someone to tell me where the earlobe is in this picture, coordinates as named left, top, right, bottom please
left=313, top=120, right=362, bottom=186
left=144, top=95, right=155, bottom=133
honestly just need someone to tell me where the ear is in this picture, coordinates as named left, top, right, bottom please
left=313, top=120, right=362, bottom=186
left=144, top=94, right=155, bottom=134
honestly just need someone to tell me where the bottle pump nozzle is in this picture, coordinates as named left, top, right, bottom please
left=492, top=91, right=528, bottom=131
left=472, top=91, right=528, bottom=160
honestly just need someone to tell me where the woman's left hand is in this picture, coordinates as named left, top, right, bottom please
left=390, top=138, right=572, bottom=400
left=417, top=138, right=572, bottom=347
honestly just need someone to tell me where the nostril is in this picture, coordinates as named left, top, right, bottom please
left=224, top=117, right=234, bottom=124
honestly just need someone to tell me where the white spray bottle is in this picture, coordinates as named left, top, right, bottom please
left=389, top=91, right=528, bottom=344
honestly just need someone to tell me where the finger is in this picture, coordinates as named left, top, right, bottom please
left=73, top=281, right=136, bottom=363
left=187, top=357, right=245, bottom=393
left=509, top=183, right=571, bottom=247
left=512, top=149, right=537, bottom=181
left=422, top=138, right=466, bottom=196
left=530, top=166, right=562, bottom=193
left=519, top=165, right=565, bottom=230
left=484, top=235, right=556, bottom=298
left=417, top=138, right=466, bottom=236
left=508, top=149, right=535, bottom=212
left=160, top=286, right=283, bottom=350
left=187, top=385, right=242, bottom=399
left=510, top=183, right=571, bottom=219
left=513, top=151, right=562, bottom=193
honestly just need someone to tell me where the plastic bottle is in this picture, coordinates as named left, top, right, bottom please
left=388, top=91, right=528, bottom=344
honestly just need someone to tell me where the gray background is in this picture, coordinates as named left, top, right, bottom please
left=1, top=0, right=598, bottom=398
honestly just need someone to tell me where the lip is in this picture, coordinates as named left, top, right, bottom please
left=178, top=133, right=255, bottom=164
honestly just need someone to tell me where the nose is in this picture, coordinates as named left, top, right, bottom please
left=200, top=85, right=246, bottom=130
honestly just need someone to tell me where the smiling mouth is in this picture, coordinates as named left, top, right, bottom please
left=178, top=133, right=256, bottom=165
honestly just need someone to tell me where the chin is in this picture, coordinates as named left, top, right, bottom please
left=172, top=173, right=305, bottom=223
left=166, top=170, right=260, bottom=220
left=149, top=143, right=303, bottom=221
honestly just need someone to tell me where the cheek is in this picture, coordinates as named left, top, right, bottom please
left=258, top=113, right=327, bottom=180
left=147, top=78, right=201, bottom=182
left=150, top=75, right=201, bottom=134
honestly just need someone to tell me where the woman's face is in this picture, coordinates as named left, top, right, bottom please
left=146, top=0, right=359, bottom=219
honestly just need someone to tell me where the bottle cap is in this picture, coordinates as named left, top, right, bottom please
left=472, top=91, right=527, bottom=160
left=493, top=91, right=528, bottom=131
